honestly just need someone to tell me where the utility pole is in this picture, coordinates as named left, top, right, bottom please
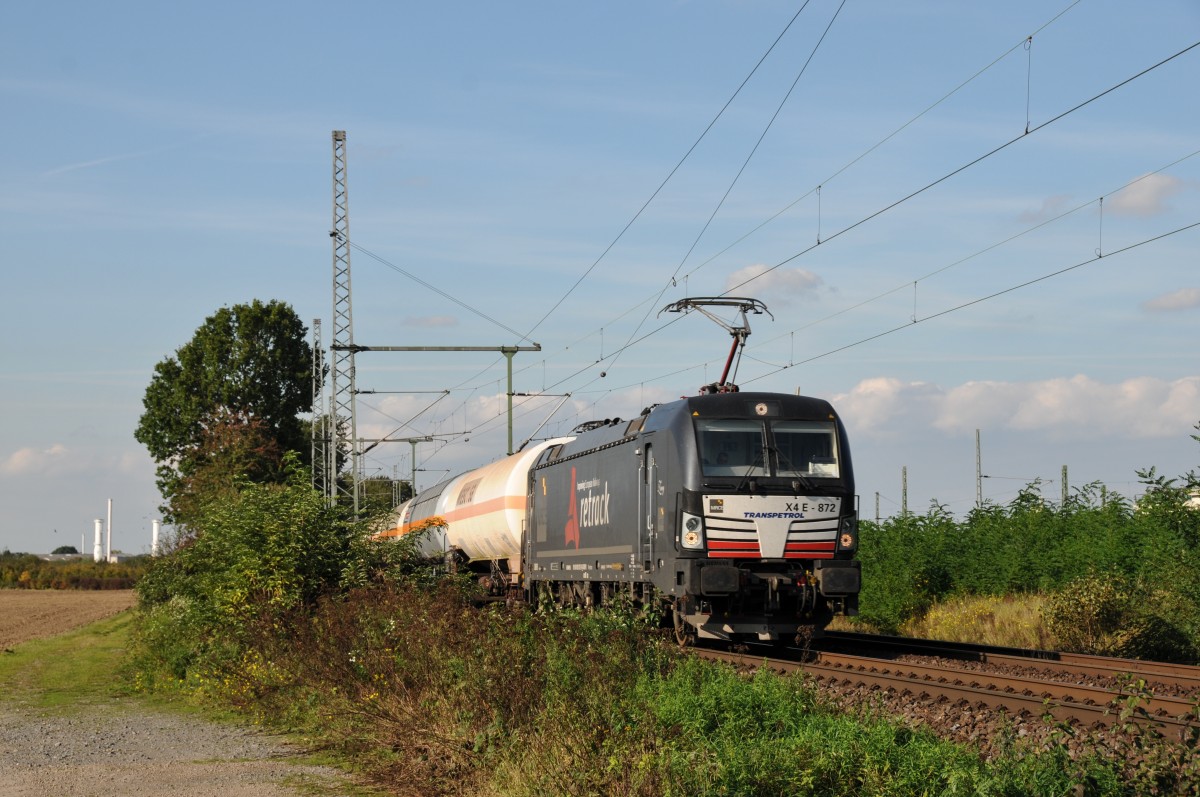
left=311, top=318, right=328, bottom=497
left=1062, top=465, right=1068, bottom=507
left=901, top=466, right=908, bottom=517
left=329, top=130, right=360, bottom=512
left=975, top=428, right=982, bottom=510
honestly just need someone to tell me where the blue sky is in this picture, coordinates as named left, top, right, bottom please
left=2, top=1, right=1198, bottom=554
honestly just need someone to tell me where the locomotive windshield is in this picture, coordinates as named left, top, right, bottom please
left=696, top=418, right=840, bottom=479
left=772, top=420, right=840, bottom=479
left=697, top=420, right=767, bottom=477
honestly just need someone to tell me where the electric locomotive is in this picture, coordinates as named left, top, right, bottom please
left=526, top=390, right=859, bottom=644
left=382, top=389, right=860, bottom=645
left=381, top=297, right=860, bottom=644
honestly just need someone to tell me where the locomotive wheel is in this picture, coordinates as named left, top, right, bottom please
left=672, top=600, right=695, bottom=647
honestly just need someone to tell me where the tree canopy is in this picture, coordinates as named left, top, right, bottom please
left=135, top=300, right=312, bottom=522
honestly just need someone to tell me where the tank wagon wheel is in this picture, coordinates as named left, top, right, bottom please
left=671, top=599, right=696, bottom=647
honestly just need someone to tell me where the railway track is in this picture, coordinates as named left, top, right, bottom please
left=693, top=633, right=1200, bottom=737
left=820, top=631, right=1200, bottom=689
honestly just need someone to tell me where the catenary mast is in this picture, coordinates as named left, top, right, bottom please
left=330, top=130, right=360, bottom=511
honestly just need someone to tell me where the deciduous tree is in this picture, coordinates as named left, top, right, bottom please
left=134, top=300, right=312, bottom=521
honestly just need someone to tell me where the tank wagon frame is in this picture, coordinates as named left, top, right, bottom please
left=382, top=390, right=860, bottom=645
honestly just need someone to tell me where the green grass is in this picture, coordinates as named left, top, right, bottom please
left=0, top=610, right=137, bottom=710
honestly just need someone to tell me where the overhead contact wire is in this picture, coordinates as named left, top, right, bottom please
left=739, top=220, right=1200, bottom=384
left=558, top=41, right=1200, bottom=397
left=676, top=0, right=1082, bottom=288
left=605, top=0, right=848, bottom=378
left=478, top=0, right=1085, bottom=395
left=724, top=38, right=1200, bottom=297
left=518, top=2, right=815, bottom=342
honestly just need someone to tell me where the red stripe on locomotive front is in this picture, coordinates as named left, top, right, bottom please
left=708, top=540, right=761, bottom=550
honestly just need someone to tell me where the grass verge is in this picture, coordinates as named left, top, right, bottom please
left=0, top=610, right=136, bottom=710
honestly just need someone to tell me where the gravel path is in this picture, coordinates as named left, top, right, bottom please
left=0, top=591, right=367, bottom=797
left=0, top=702, right=361, bottom=797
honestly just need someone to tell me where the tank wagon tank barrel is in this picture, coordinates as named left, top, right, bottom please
left=380, top=389, right=860, bottom=645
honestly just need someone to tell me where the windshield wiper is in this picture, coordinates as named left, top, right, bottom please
left=770, top=444, right=815, bottom=492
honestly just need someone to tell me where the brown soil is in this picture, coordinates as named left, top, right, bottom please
left=0, top=589, right=137, bottom=651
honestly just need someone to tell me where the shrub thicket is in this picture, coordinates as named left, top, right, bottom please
left=856, top=467, right=1200, bottom=662
left=130, top=458, right=394, bottom=685
left=0, top=551, right=148, bottom=589
left=179, top=583, right=1142, bottom=797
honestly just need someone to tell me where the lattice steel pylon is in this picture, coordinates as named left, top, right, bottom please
left=329, top=130, right=360, bottom=511
left=310, top=318, right=329, bottom=497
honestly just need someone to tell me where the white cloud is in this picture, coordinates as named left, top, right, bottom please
left=1, top=444, right=72, bottom=476
left=835, top=375, right=1200, bottom=440
left=724, top=265, right=823, bottom=303
left=1018, top=194, right=1072, bottom=225
left=1, top=444, right=153, bottom=479
left=1142, top=287, right=1200, bottom=313
left=1107, top=173, right=1184, bottom=217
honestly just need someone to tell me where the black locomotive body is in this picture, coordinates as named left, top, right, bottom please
left=525, top=391, right=859, bottom=643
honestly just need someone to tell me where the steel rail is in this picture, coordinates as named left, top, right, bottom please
left=694, top=648, right=1199, bottom=735
left=821, top=631, right=1200, bottom=689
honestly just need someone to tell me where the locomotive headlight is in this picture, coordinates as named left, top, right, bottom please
left=837, top=515, right=858, bottom=551
left=680, top=512, right=705, bottom=549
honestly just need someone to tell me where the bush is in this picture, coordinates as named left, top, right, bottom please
left=855, top=465, right=1200, bottom=658
left=131, top=464, right=362, bottom=685
left=0, top=551, right=148, bottom=590
left=1043, top=572, right=1198, bottom=663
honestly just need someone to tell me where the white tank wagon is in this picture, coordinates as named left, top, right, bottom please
left=377, top=437, right=575, bottom=578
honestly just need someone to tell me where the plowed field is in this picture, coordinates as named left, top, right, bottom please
left=0, top=590, right=136, bottom=650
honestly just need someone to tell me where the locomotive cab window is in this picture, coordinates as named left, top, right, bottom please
left=696, top=419, right=767, bottom=477
left=772, top=420, right=840, bottom=479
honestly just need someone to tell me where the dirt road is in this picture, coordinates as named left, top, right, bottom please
left=0, top=590, right=367, bottom=797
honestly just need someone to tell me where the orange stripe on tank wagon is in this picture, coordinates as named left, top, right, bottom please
left=390, top=495, right=529, bottom=536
